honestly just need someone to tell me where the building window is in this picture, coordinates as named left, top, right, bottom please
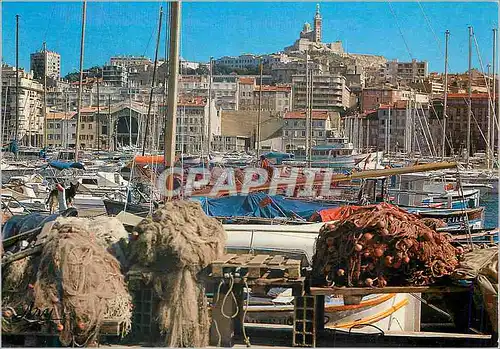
left=48, top=123, right=54, bottom=129
left=301, top=131, right=306, bottom=137
left=81, top=124, right=85, bottom=129
left=89, top=124, right=93, bottom=130
left=48, top=134, right=53, bottom=140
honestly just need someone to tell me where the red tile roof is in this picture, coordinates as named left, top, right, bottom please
left=178, top=96, right=207, bottom=107
left=239, top=77, right=255, bottom=85
left=284, top=110, right=330, bottom=120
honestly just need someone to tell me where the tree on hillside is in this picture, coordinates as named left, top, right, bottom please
left=63, top=66, right=102, bottom=82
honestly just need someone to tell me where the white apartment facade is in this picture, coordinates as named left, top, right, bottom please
left=30, top=47, right=61, bottom=79
left=46, top=111, right=77, bottom=148
left=174, top=98, right=221, bottom=154
left=1, top=65, right=45, bottom=145
left=282, top=110, right=334, bottom=150
left=292, top=74, right=350, bottom=111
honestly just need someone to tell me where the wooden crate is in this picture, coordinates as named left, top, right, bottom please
left=211, top=253, right=302, bottom=280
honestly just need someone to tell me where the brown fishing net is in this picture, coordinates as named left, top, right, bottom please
left=312, top=203, right=460, bottom=288
left=420, top=217, right=448, bottom=230
left=130, top=200, right=226, bottom=347
left=2, top=217, right=133, bottom=346
left=2, top=256, right=38, bottom=327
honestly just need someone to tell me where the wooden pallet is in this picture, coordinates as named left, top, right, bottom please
left=211, top=253, right=302, bottom=280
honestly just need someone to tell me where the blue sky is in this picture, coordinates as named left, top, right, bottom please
left=2, top=2, right=498, bottom=76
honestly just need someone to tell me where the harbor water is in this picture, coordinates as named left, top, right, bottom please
left=482, top=195, right=499, bottom=228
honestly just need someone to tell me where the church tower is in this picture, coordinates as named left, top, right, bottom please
left=313, top=4, right=322, bottom=43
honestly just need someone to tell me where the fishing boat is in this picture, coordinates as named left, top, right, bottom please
left=284, top=138, right=384, bottom=170
left=404, top=206, right=485, bottom=230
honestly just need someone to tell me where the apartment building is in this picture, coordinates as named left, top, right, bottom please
left=385, top=59, right=428, bottom=85
left=237, top=77, right=256, bottom=110
left=254, top=85, right=292, bottom=112
left=215, top=53, right=290, bottom=70
left=1, top=64, right=45, bottom=145
left=46, top=111, right=77, bottom=148
left=110, top=56, right=152, bottom=68
left=212, top=135, right=250, bottom=152
left=102, top=65, right=128, bottom=87
left=357, top=101, right=433, bottom=155
left=173, top=97, right=220, bottom=154
left=442, top=93, right=498, bottom=155
left=212, top=76, right=239, bottom=110
left=282, top=110, right=335, bottom=150
left=292, top=74, right=350, bottom=111
left=30, top=46, right=61, bottom=79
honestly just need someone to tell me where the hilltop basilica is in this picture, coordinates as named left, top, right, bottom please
left=284, top=4, right=345, bottom=55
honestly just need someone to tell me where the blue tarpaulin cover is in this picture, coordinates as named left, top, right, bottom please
left=2, top=209, right=79, bottom=241
left=263, top=152, right=294, bottom=160
left=191, top=193, right=338, bottom=220
left=2, top=213, right=58, bottom=240
left=48, top=160, right=85, bottom=170
left=7, top=140, right=19, bottom=154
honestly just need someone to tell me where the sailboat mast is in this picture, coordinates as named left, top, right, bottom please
left=257, top=57, right=263, bottom=156
left=207, top=56, right=213, bottom=152
left=107, top=94, right=111, bottom=151
left=492, top=28, right=497, bottom=167
left=142, top=6, right=163, bottom=156
left=487, top=64, right=491, bottom=169
left=466, top=26, right=473, bottom=166
left=75, top=0, right=87, bottom=161
left=43, top=42, right=48, bottom=148
left=305, top=50, right=309, bottom=163
left=129, top=86, right=132, bottom=148
left=96, top=68, right=100, bottom=151
left=388, top=106, right=391, bottom=158
left=164, top=1, right=181, bottom=199
left=442, top=30, right=450, bottom=160
left=15, top=15, right=19, bottom=146
left=308, top=67, right=313, bottom=168
left=2, top=86, right=9, bottom=144
left=63, top=91, right=67, bottom=149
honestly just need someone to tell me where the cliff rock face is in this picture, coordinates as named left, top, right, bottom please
left=346, top=53, right=387, bottom=70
